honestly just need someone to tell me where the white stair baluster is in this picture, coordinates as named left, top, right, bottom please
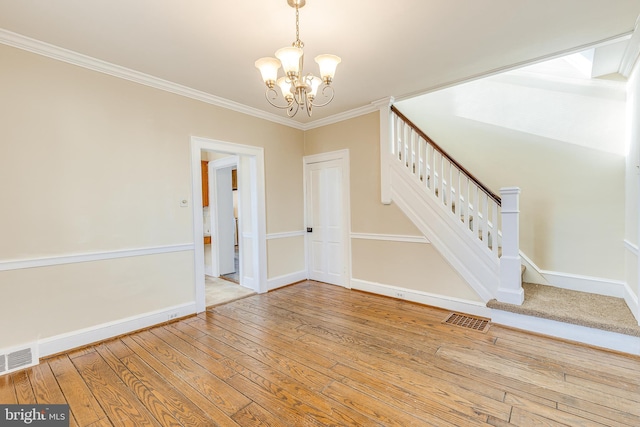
left=492, top=200, right=499, bottom=257
left=464, top=176, right=470, bottom=229
left=481, top=192, right=489, bottom=249
left=429, top=145, right=435, bottom=194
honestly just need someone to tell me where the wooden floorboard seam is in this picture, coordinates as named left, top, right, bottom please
left=1, top=281, right=639, bottom=426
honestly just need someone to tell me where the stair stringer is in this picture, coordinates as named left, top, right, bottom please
left=389, top=160, right=499, bottom=302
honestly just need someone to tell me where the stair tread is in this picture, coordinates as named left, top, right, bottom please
left=487, top=283, right=640, bottom=337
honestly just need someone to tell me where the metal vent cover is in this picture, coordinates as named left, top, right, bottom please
left=443, top=313, right=491, bottom=333
left=0, top=344, right=38, bottom=376
left=8, top=348, right=33, bottom=370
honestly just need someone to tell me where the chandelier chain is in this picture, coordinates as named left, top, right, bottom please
left=293, top=5, right=304, bottom=48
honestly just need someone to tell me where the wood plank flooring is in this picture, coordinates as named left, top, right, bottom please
left=2, top=280, right=640, bottom=426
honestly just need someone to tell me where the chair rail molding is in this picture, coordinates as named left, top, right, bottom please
left=0, top=244, right=194, bottom=272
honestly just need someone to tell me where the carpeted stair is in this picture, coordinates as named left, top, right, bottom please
left=487, top=283, right=640, bottom=337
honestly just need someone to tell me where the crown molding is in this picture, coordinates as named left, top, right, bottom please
left=0, top=29, right=307, bottom=131
left=300, top=103, right=379, bottom=130
left=619, top=17, right=640, bottom=77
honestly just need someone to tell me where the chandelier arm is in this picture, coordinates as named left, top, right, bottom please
left=287, top=101, right=300, bottom=117
left=265, top=88, right=294, bottom=110
left=306, top=97, right=313, bottom=117
left=308, top=85, right=335, bottom=108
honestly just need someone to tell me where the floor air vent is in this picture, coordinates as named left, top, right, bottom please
left=443, top=313, right=490, bottom=333
left=0, top=344, right=38, bottom=376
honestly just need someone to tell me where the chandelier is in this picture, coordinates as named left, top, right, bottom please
left=255, top=0, right=341, bottom=117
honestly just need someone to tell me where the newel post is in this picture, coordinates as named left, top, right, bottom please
left=372, top=97, right=394, bottom=205
left=497, top=187, right=524, bottom=305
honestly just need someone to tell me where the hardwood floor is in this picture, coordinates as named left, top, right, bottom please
left=2, top=280, right=640, bottom=426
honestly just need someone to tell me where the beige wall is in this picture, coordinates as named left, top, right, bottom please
left=267, top=236, right=305, bottom=279
left=352, top=239, right=482, bottom=301
left=0, top=44, right=305, bottom=349
left=304, top=113, right=421, bottom=235
left=304, top=113, right=482, bottom=301
left=0, top=253, right=195, bottom=346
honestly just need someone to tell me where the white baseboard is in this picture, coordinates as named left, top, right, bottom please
left=350, top=278, right=491, bottom=318
left=38, top=302, right=197, bottom=357
left=623, top=282, right=639, bottom=324
left=267, top=270, right=308, bottom=291
left=491, top=309, right=640, bottom=356
left=539, top=270, right=628, bottom=299
left=520, top=251, right=628, bottom=298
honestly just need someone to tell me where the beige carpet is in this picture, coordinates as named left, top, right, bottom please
left=205, top=275, right=255, bottom=308
left=488, top=283, right=640, bottom=337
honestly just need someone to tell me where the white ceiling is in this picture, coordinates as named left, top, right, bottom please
left=0, top=0, right=639, bottom=125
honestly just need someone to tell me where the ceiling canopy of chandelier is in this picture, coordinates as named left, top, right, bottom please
left=255, top=0, right=341, bottom=118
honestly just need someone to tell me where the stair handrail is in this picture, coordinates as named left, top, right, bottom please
left=391, top=105, right=501, bottom=206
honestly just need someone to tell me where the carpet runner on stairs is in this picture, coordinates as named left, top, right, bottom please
left=487, top=283, right=640, bottom=337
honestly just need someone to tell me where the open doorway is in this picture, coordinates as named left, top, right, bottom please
left=203, top=155, right=238, bottom=280
left=202, top=154, right=250, bottom=306
left=191, top=137, right=267, bottom=313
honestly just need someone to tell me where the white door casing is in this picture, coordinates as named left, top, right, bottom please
left=191, top=137, right=267, bottom=313
left=304, top=150, right=351, bottom=288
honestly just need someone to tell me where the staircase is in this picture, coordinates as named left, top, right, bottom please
left=377, top=101, right=640, bottom=355
left=382, top=104, right=523, bottom=305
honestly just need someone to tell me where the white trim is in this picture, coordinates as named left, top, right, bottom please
left=39, top=302, right=197, bottom=357
left=350, top=233, right=429, bottom=244
left=301, top=104, right=378, bottom=130
left=0, top=244, right=193, bottom=272
left=0, top=28, right=372, bottom=132
left=519, top=250, right=629, bottom=299
left=518, top=251, right=551, bottom=285
left=191, top=137, right=268, bottom=313
left=351, top=278, right=491, bottom=318
left=267, top=270, right=308, bottom=291
left=374, top=97, right=394, bottom=205
left=0, top=29, right=305, bottom=131
left=209, top=156, right=239, bottom=169
left=619, top=17, right=640, bottom=77
left=2, top=28, right=634, bottom=132
left=623, top=282, right=639, bottom=324
left=304, top=149, right=350, bottom=164
left=266, top=231, right=306, bottom=240
left=625, top=239, right=639, bottom=256
left=491, top=309, right=640, bottom=356
left=538, top=270, right=628, bottom=299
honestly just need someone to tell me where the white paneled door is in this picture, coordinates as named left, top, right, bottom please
left=305, top=154, right=349, bottom=287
